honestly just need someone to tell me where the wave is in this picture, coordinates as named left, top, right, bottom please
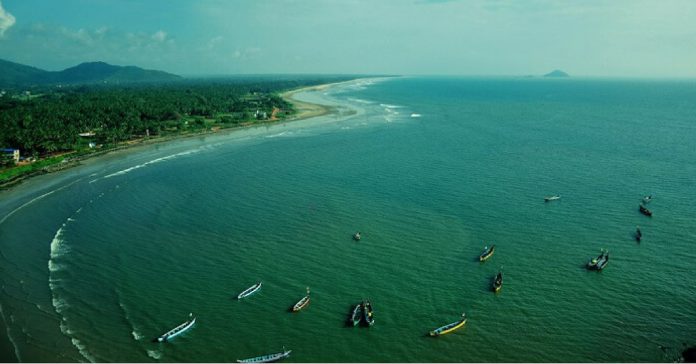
left=410, top=113, right=422, bottom=118
left=92, top=149, right=201, bottom=182
left=265, top=131, right=292, bottom=138
left=147, top=349, right=162, bottom=360
left=48, top=220, right=96, bottom=363
left=347, top=98, right=374, bottom=104
left=0, top=178, right=83, bottom=226
left=380, top=103, right=404, bottom=109
left=0, top=303, right=22, bottom=361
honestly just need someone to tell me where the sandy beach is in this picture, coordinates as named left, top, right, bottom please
left=0, top=79, right=359, bottom=190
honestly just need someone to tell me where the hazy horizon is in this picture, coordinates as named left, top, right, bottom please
left=1, top=0, right=695, bottom=78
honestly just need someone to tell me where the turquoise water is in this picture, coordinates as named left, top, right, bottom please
left=1, top=77, right=696, bottom=362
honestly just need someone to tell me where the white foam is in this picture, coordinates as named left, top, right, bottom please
left=0, top=303, right=22, bottom=361
left=100, top=149, right=201, bottom=180
left=147, top=349, right=162, bottom=360
left=380, top=103, right=403, bottom=109
left=131, top=330, right=144, bottom=340
left=347, top=98, right=374, bottom=104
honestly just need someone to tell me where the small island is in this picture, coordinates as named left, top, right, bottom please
left=543, top=69, right=570, bottom=78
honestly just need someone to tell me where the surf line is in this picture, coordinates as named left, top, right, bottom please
left=0, top=177, right=84, bottom=226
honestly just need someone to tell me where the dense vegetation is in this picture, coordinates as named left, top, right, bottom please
left=0, top=76, right=353, bottom=168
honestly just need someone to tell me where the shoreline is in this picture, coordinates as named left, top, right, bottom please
left=0, top=79, right=361, bottom=192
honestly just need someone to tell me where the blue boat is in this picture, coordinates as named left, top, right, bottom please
left=153, top=313, right=195, bottom=342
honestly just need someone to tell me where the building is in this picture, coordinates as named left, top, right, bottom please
left=1, top=148, right=20, bottom=164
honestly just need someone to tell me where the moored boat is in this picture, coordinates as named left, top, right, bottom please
left=237, top=348, right=291, bottom=363
left=362, top=300, right=374, bottom=327
left=587, top=249, right=609, bottom=270
left=635, top=226, right=642, bottom=242
left=353, top=232, right=361, bottom=241
left=153, top=313, right=196, bottom=342
left=642, top=195, right=652, bottom=204
left=237, top=281, right=262, bottom=299
left=492, top=271, right=503, bottom=293
left=544, top=195, right=561, bottom=202
left=639, top=204, right=652, bottom=217
left=292, top=287, right=310, bottom=312
left=429, top=313, right=467, bottom=336
left=479, top=244, right=495, bottom=262
left=347, top=303, right=362, bottom=326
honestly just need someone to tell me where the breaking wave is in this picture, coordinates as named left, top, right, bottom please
left=90, top=149, right=201, bottom=183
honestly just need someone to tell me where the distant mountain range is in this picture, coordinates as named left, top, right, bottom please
left=0, top=59, right=181, bottom=87
left=543, top=69, right=570, bottom=78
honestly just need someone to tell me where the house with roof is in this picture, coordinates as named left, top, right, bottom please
left=1, top=148, right=20, bottom=164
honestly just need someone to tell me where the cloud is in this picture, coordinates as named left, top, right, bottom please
left=151, top=30, right=167, bottom=42
left=0, top=0, right=16, bottom=37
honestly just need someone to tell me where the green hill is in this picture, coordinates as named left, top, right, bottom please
left=0, top=59, right=181, bottom=87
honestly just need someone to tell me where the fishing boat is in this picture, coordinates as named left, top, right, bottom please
left=362, top=300, right=374, bottom=326
left=353, top=232, right=361, bottom=241
left=153, top=313, right=196, bottom=342
left=429, top=313, right=467, bottom=336
left=635, top=227, right=642, bottom=242
left=237, top=281, right=262, bottom=299
left=642, top=195, right=652, bottom=204
left=587, top=249, right=609, bottom=270
left=544, top=195, right=561, bottom=202
left=479, top=244, right=495, bottom=262
left=347, top=303, right=362, bottom=326
left=292, top=287, right=310, bottom=312
left=237, top=348, right=292, bottom=363
left=639, top=204, right=653, bottom=217
left=492, top=271, right=503, bottom=293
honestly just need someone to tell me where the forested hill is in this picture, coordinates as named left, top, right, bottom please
left=0, top=59, right=181, bottom=87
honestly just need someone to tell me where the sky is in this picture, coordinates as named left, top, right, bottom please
left=0, top=0, right=695, bottom=77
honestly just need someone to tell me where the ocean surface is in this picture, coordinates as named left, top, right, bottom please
left=1, top=76, right=695, bottom=362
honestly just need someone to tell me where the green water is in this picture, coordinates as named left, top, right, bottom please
left=1, top=77, right=695, bottom=362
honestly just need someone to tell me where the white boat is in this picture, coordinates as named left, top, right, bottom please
left=238, top=281, right=262, bottom=299
left=292, top=287, right=310, bottom=312
left=154, top=313, right=196, bottom=342
left=544, top=195, right=561, bottom=202
left=237, top=348, right=291, bottom=363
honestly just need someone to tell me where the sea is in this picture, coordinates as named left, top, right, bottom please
left=1, top=76, right=695, bottom=362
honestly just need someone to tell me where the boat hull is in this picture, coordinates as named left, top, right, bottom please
left=429, top=317, right=467, bottom=336
left=238, top=282, right=262, bottom=299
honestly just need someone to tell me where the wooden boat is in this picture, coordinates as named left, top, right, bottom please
left=544, top=195, right=561, bottom=202
left=429, top=313, right=467, bottom=336
left=292, top=287, right=310, bottom=312
left=492, top=271, right=503, bottom=293
left=347, top=303, right=362, bottom=326
left=237, top=281, right=262, bottom=299
left=479, top=244, right=495, bottom=262
left=237, top=348, right=291, bottom=363
left=153, top=313, right=195, bottom=342
left=635, top=227, right=642, bottom=242
left=362, top=300, right=374, bottom=326
left=639, top=204, right=652, bottom=217
left=587, top=249, right=609, bottom=270
left=353, top=232, right=361, bottom=241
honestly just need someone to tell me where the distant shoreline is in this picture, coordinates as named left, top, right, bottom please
left=0, top=79, right=359, bottom=191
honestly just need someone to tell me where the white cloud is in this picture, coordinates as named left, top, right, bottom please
left=151, top=30, right=167, bottom=42
left=0, top=0, right=16, bottom=37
